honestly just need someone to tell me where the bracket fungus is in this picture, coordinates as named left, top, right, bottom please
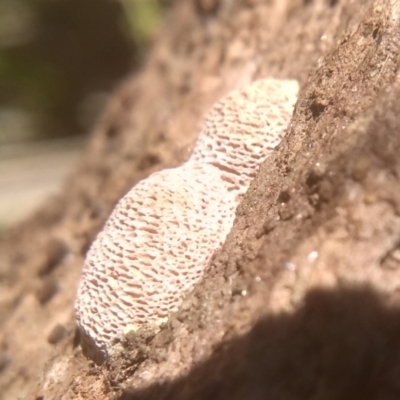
left=75, top=78, right=299, bottom=360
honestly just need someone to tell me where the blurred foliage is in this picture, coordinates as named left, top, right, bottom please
left=0, top=0, right=165, bottom=144
left=120, top=0, right=165, bottom=50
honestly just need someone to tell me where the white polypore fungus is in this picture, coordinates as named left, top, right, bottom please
left=75, top=78, right=299, bottom=359
left=189, top=79, right=299, bottom=194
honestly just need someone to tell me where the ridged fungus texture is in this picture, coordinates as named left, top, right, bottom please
left=75, top=79, right=299, bottom=358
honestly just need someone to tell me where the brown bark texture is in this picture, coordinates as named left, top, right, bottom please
left=2, top=0, right=400, bottom=399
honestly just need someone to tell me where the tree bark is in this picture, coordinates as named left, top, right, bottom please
left=1, top=0, right=400, bottom=399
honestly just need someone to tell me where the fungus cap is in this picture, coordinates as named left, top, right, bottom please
left=75, top=78, right=299, bottom=359
left=76, top=163, right=237, bottom=357
left=189, top=79, right=299, bottom=194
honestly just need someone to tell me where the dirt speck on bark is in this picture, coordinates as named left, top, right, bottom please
left=1, top=1, right=400, bottom=399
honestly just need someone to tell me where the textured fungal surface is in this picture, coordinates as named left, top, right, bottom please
left=75, top=78, right=299, bottom=358
left=189, top=79, right=299, bottom=194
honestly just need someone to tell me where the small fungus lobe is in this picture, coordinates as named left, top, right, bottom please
left=75, top=78, right=299, bottom=358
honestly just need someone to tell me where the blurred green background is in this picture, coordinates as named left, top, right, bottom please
left=0, top=0, right=165, bottom=230
left=0, top=0, right=165, bottom=144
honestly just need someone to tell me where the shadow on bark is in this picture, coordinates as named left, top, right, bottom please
left=120, top=286, right=400, bottom=400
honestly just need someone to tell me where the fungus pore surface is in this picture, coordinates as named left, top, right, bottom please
left=75, top=78, right=299, bottom=359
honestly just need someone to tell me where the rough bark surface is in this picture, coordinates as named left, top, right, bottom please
left=1, top=0, right=400, bottom=399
